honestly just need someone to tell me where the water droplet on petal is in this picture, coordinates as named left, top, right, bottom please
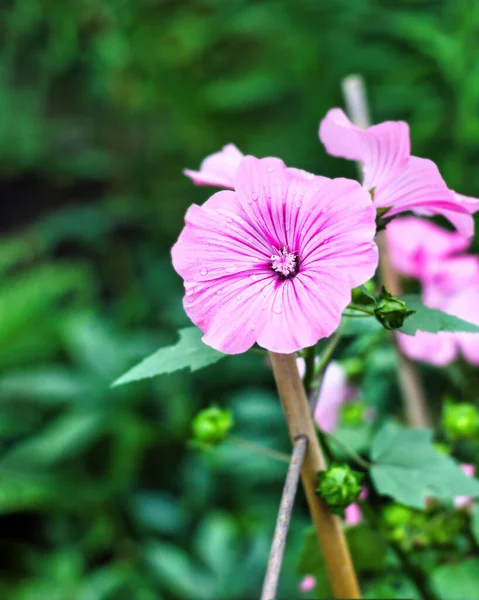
left=267, top=167, right=274, bottom=173
left=296, top=200, right=303, bottom=208
left=226, top=216, right=233, bottom=223
left=251, top=193, right=259, bottom=202
left=216, top=289, right=223, bottom=295
left=236, top=294, right=242, bottom=301
left=273, top=304, right=283, bottom=314
left=200, top=268, right=208, bottom=276
left=186, top=289, right=195, bottom=297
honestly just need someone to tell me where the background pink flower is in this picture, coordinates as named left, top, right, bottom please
left=454, top=464, right=476, bottom=509
left=387, top=217, right=479, bottom=366
left=172, top=156, right=378, bottom=354
left=299, top=575, right=316, bottom=593
left=319, top=108, right=475, bottom=237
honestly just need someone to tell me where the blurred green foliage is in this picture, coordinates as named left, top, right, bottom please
left=2, top=0, right=479, bottom=598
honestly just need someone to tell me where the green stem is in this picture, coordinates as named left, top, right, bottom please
left=315, top=318, right=348, bottom=376
left=302, top=344, right=317, bottom=396
left=321, top=430, right=371, bottom=470
left=348, top=303, right=375, bottom=315
left=227, top=435, right=291, bottom=464
left=248, top=347, right=268, bottom=356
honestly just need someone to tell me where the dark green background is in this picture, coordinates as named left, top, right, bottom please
left=1, top=0, right=479, bottom=598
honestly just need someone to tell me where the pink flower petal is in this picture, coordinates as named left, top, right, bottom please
left=299, top=576, right=316, bottom=593
left=396, top=330, right=458, bottom=366
left=319, top=108, right=411, bottom=190
left=313, top=362, right=350, bottom=432
left=386, top=217, right=470, bottom=279
left=453, top=192, right=479, bottom=214
left=319, top=110, right=474, bottom=235
left=345, top=502, right=362, bottom=526
left=446, top=284, right=479, bottom=365
left=183, top=144, right=244, bottom=188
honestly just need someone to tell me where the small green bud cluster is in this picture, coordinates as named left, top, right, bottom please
left=383, top=503, right=466, bottom=550
left=316, top=464, right=363, bottom=515
left=191, top=406, right=233, bottom=446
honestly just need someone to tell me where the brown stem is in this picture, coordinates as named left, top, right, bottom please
left=269, top=352, right=361, bottom=599
left=342, top=74, right=431, bottom=428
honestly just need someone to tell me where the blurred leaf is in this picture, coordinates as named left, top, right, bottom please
left=144, top=541, right=214, bottom=600
left=399, top=294, right=479, bottom=335
left=430, top=559, right=479, bottom=600
left=371, top=424, right=479, bottom=508
left=130, top=492, right=187, bottom=534
left=112, top=327, right=225, bottom=386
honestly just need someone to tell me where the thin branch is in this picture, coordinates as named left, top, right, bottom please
left=341, top=74, right=432, bottom=428
left=227, top=435, right=291, bottom=464
left=269, top=352, right=361, bottom=598
left=261, top=435, right=308, bottom=600
left=321, top=429, right=371, bottom=470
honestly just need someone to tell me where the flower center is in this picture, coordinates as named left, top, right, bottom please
left=270, top=246, right=298, bottom=279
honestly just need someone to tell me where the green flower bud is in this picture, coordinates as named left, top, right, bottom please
left=442, top=402, right=479, bottom=439
left=374, top=288, right=415, bottom=331
left=341, top=401, right=366, bottom=425
left=316, top=464, right=362, bottom=514
left=383, top=504, right=414, bottom=527
left=191, top=406, right=233, bottom=445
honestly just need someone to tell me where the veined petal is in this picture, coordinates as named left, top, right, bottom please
left=378, top=157, right=473, bottom=236
left=256, top=267, right=352, bottom=353
left=183, top=144, right=244, bottom=189
left=319, top=108, right=410, bottom=190
left=453, top=191, right=479, bottom=214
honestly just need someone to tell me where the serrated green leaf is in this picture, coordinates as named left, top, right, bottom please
left=370, top=424, right=479, bottom=509
left=399, top=295, right=479, bottom=335
left=112, top=327, right=225, bottom=386
left=430, top=559, right=479, bottom=600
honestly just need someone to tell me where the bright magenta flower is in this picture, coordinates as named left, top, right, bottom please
left=319, top=109, right=476, bottom=237
left=172, top=156, right=378, bottom=354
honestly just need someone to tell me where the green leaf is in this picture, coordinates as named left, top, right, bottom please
left=430, top=559, right=479, bottom=600
left=112, top=327, right=225, bottom=386
left=471, top=502, right=479, bottom=545
left=399, top=295, right=479, bottom=335
left=370, top=424, right=479, bottom=509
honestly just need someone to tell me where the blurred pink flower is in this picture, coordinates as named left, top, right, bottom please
left=454, top=464, right=476, bottom=509
left=296, top=360, right=357, bottom=432
left=319, top=109, right=476, bottom=237
left=299, top=575, right=316, bottom=593
left=344, top=502, right=362, bottom=526
left=172, top=156, right=378, bottom=354
left=386, top=217, right=470, bottom=279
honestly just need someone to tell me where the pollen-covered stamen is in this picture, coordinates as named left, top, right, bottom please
left=271, top=246, right=298, bottom=279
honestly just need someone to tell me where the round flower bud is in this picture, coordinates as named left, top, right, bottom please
left=191, top=406, right=233, bottom=445
left=442, top=402, right=479, bottom=439
left=341, top=401, right=366, bottom=425
left=374, top=288, right=414, bottom=331
left=383, top=504, right=414, bottom=528
left=316, top=464, right=363, bottom=514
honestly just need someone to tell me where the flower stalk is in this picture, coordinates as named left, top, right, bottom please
left=342, top=74, right=431, bottom=428
left=269, top=351, right=361, bottom=599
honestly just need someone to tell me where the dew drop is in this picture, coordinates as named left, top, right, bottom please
left=236, top=294, right=242, bottom=301
left=200, top=268, right=208, bottom=276
left=296, top=200, right=303, bottom=208
left=186, top=289, right=195, bottom=297
left=273, top=304, right=283, bottom=314
left=251, top=192, right=259, bottom=202
left=267, top=167, right=274, bottom=173
left=226, top=216, right=233, bottom=223
left=216, top=289, right=223, bottom=295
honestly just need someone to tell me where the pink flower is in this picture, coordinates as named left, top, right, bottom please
left=319, top=108, right=475, bottom=237
left=172, top=156, right=378, bottom=354
left=386, top=217, right=470, bottom=279
left=345, top=502, right=362, bottom=526
left=299, top=575, right=316, bottom=593
left=183, top=144, right=244, bottom=188
left=454, top=464, right=476, bottom=509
